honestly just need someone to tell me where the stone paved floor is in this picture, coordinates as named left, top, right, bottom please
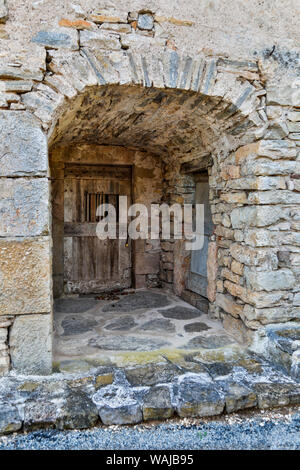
left=53, top=288, right=240, bottom=373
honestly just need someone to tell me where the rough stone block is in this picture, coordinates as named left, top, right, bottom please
left=89, top=12, right=129, bottom=23
left=264, top=120, right=289, bottom=139
left=248, top=190, right=300, bottom=205
left=0, top=80, right=33, bottom=92
left=221, top=314, right=254, bottom=345
left=230, top=206, right=282, bottom=229
left=175, top=374, right=224, bottom=418
left=293, top=180, right=300, bottom=192
left=266, top=85, right=300, bottom=107
left=10, top=313, right=52, bottom=375
left=0, top=328, right=7, bottom=342
left=215, top=226, right=235, bottom=240
left=0, top=404, right=22, bottom=434
left=288, top=122, right=300, bottom=133
left=288, top=111, right=300, bottom=122
left=247, top=290, right=292, bottom=308
left=226, top=176, right=286, bottom=191
left=294, top=293, right=300, bottom=306
left=216, top=293, right=244, bottom=318
left=244, top=229, right=296, bottom=247
left=138, top=13, right=154, bottom=31
left=221, top=268, right=241, bottom=285
left=222, top=383, right=257, bottom=413
left=231, top=260, right=244, bottom=275
left=0, top=316, right=12, bottom=327
left=21, top=87, right=64, bottom=124
left=0, top=354, right=10, bottom=375
left=0, top=178, right=49, bottom=237
left=100, top=23, right=131, bottom=34
left=125, top=363, right=179, bottom=387
left=0, top=238, right=51, bottom=316
left=80, top=30, right=121, bottom=51
left=230, top=244, right=278, bottom=269
left=3, top=39, right=46, bottom=75
left=95, top=373, right=114, bottom=389
left=142, top=385, right=173, bottom=421
left=81, top=47, right=127, bottom=85
left=58, top=18, right=95, bottom=30
left=241, top=159, right=300, bottom=177
left=60, top=388, right=99, bottom=430
left=32, top=28, right=79, bottom=50
left=220, top=192, right=248, bottom=204
left=291, top=351, right=300, bottom=380
left=242, top=305, right=299, bottom=327
left=92, top=385, right=143, bottom=425
left=224, top=280, right=248, bottom=303
left=220, top=165, right=240, bottom=180
left=254, top=383, right=300, bottom=408
left=0, top=111, right=47, bottom=176
left=24, top=400, right=59, bottom=430
left=245, top=268, right=295, bottom=292
left=48, top=50, right=98, bottom=91
left=44, top=74, right=77, bottom=99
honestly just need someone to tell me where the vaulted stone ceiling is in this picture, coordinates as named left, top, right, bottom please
left=49, top=84, right=253, bottom=157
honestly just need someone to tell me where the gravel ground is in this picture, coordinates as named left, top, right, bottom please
left=0, top=407, right=299, bottom=450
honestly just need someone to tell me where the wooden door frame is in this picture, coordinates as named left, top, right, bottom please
left=51, top=161, right=135, bottom=296
left=180, top=158, right=214, bottom=300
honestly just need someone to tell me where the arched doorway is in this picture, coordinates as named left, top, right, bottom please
left=40, top=56, right=263, bottom=370
left=4, top=46, right=280, bottom=375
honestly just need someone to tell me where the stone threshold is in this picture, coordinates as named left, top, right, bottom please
left=0, top=350, right=300, bottom=434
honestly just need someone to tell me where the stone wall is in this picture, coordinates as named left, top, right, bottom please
left=0, top=110, right=52, bottom=375
left=160, top=139, right=300, bottom=344
left=0, top=1, right=299, bottom=374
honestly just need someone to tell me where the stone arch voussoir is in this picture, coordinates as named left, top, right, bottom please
left=19, top=48, right=266, bottom=145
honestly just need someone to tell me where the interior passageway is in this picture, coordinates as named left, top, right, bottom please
left=49, top=81, right=256, bottom=373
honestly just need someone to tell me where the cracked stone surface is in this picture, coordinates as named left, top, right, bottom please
left=62, top=316, right=98, bottom=336
left=159, top=306, right=202, bottom=320
left=104, top=316, right=137, bottom=331
left=183, top=334, right=236, bottom=350
left=139, top=318, right=176, bottom=332
left=184, top=322, right=211, bottom=333
left=102, top=291, right=171, bottom=313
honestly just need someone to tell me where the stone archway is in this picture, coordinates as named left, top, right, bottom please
left=0, top=43, right=298, bottom=376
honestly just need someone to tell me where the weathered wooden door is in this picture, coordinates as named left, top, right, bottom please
left=187, top=173, right=214, bottom=298
left=63, top=164, right=132, bottom=294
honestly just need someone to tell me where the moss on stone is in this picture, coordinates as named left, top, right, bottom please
left=95, top=373, right=114, bottom=389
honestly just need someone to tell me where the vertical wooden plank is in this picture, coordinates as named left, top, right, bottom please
left=63, top=236, right=73, bottom=281
left=85, top=191, right=89, bottom=222
left=64, top=165, right=133, bottom=293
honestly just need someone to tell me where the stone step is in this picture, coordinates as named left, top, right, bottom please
left=264, top=323, right=300, bottom=380
left=0, top=355, right=300, bottom=434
